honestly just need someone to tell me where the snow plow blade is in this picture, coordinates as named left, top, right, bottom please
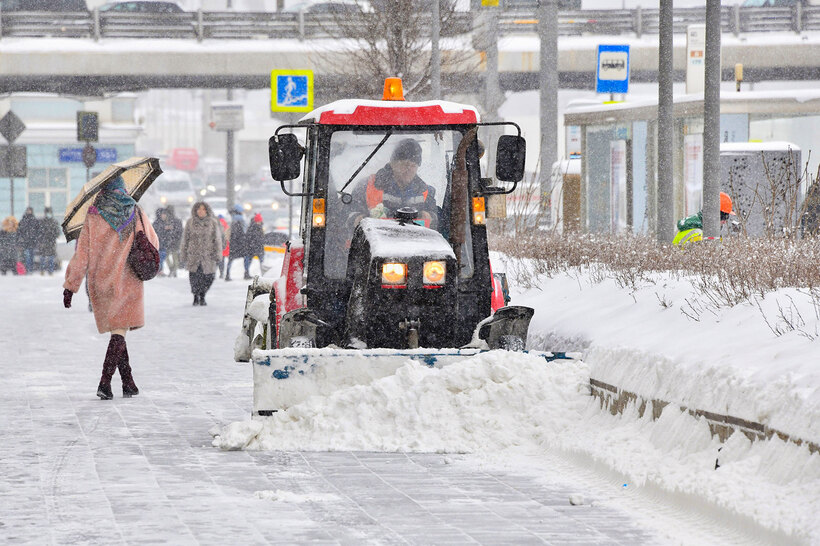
left=252, top=348, right=574, bottom=415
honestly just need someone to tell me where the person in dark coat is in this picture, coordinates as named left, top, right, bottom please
left=0, top=216, right=20, bottom=275
left=225, top=204, right=249, bottom=281
left=179, top=201, right=222, bottom=306
left=245, top=213, right=265, bottom=267
left=37, top=206, right=61, bottom=275
left=17, top=207, right=40, bottom=274
left=348, top=138, right=438, bottom=230
left=153, top=206, right=184, bottom=277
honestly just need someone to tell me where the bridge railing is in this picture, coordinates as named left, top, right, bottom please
left=0, top=6, right=814, bottom=41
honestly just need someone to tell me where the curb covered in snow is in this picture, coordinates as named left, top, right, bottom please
left=590, top=377, right=820, bottom=456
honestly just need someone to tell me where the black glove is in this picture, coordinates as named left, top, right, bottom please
left=63, top=289, right=73, bottom=309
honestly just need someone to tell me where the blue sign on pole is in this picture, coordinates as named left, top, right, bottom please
left=59, top=148, right=117, bottom=163
left=596, top=45, right=630, bottom=95
left=271, top=70, right=314, bottom=113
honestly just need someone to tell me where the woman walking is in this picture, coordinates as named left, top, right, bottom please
left=180, top=201, right=222, bottom=306
left=63, top=177, right=159, bottom=400
left=0, top=216, right=20, bottom=275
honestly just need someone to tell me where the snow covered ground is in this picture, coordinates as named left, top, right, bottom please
left=3, top=250, right=818, bottom=544
left=214, top=253, right=820, bottom=544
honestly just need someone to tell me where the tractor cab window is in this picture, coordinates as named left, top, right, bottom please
left=323, top=129, right=473, bottom=280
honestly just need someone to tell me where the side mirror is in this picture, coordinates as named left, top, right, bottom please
left=495, top=135, right=526, bottom=182
left=269, top=134, right=304, bottom=181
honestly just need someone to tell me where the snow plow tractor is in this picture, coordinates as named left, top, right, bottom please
left=236, top=78, right=540, bottom=415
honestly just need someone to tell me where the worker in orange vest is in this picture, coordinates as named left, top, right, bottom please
left=348, top=138, right=438, bottom=229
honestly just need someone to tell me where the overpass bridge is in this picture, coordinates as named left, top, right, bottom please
left=0, top=6, right=819, bottom=95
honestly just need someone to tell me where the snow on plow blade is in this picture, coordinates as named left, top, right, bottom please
left=252, top=347, right=571, bottom=415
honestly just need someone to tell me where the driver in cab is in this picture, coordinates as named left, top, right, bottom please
left=348, top=138, right=437, bottom=229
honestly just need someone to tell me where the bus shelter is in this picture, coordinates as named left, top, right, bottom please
left=562, top=89, right=820, bottom=235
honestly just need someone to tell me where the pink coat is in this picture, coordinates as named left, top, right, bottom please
left=64, top=207, right=159, bottom=334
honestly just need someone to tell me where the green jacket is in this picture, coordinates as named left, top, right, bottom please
left=677, top=211, right=703, bottom=232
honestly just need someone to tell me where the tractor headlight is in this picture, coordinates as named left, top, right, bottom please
left=160, top=196, right=167, bottom=204
left=244, top=202, right=252, bottom=211
left=423, top=260, right=446, bottom=286
left=381, top=262, right=407, bottom=288
left=187, top=195, right=194, bottom=203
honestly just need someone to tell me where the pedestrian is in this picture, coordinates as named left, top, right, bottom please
left=164, top=205, right=183, bottom=277
left=179, top=201, right=222, bottom=306
left=153, top=206, right=183, bottom=277
left=17, top=207, right=40, bottom=274
left=225, top=204, right=249, bottom=281
left=245, top=212, right=265, bottom=267
left=673, top=192, right=736, bottom=247
left=37, top=206, right=61, bottom=276
left=0, top=216, right=20, bottom=275
left=63, top=176, right=159, bottom=400
left=217, top=214, right=229, bottom=279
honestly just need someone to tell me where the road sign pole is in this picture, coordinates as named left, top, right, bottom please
left=431, top=0, right=441, bottom=99
left=702, top=0, right=721, bottom=238
left=539, top=0, right=558, bottom=217
left=226, top=89, right=235, bottom=213
left=6, top=146, right=12, bottom=217
left=657, top=0, right=674, bottom=244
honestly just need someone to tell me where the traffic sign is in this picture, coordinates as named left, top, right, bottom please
left=210, top=103, right=244, bottom=131
left=0, top=111, right=26, bottom=144
left=596, top=45, right=630, bottom=95
left=77, top=111, right=99, bottom=142
left=0, top=145, right=27, bottom=178
left=59, top=147, right=117, bottom=163
left=271, top=70, right=313, bottom=113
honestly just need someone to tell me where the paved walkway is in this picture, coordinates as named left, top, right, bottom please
left=0, top=270, right=657, bottom=545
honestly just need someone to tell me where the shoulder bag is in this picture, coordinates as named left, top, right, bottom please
left=128, top=207, right=160, bottom=281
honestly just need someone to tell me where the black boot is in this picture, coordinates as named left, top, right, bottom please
left=199, top=292, right=207, bottom=306
left=117, top=337, right=139, bottom=398
left=193, top=294, right=200, bottom=306
left=97, top=334, right=123, bottom=400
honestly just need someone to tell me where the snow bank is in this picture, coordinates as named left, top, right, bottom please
left=213, top=254, right=820, bottom=541
left=214, top=347, right=820, bottom=541
left=507, top=263, right=820, bottom=445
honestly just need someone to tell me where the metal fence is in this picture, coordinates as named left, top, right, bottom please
left=0, top=6, right=814, bottom=42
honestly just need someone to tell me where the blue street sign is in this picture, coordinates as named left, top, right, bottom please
left=59, top=147, right=117, bottom=163
left=271, top=70, right=314, bottom=113
left=596, top=45, right=630, bottom=94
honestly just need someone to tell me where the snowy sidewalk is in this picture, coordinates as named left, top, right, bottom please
left=0, top=273, right=659, bottom=545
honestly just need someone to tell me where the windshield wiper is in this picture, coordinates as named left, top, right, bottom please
left=338, top=131, right=392, bottom=204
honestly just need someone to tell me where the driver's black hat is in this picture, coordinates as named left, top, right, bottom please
left=391, top=138, right=422, bottom=165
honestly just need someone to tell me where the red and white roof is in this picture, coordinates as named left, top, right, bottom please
left=299, top=99, right=480, bottom=126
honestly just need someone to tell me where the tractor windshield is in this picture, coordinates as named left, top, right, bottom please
left=323, top=129, right=472, bottom=280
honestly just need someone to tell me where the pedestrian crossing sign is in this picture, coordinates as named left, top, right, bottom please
left=271, top=70, right=314, bottom=113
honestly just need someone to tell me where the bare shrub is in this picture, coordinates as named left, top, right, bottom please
left=492, top=232, right=820, bottom=307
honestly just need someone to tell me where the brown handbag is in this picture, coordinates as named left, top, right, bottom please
left=128, top=207, right=160, bottom=281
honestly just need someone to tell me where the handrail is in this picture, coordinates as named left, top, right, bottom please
left=0, top=6, right=813, bottom=41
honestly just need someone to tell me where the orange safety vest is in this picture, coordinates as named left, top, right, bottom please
left=365, top=174, right=428, bottom=210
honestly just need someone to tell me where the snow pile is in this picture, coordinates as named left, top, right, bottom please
left=216, top=351, right=589, bottom=452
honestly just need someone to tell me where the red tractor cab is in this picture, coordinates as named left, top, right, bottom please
left=237, top=79, right=532, bottom=361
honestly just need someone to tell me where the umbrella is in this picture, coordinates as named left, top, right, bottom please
left=62, top=157, right=163, bottom=242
